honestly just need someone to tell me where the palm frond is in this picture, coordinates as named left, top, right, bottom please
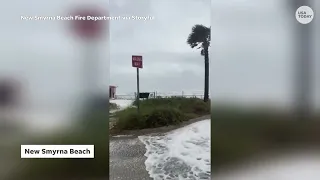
left=187, top=24, right=211, bottom=49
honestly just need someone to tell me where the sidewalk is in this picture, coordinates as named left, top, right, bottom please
left=109, top=136, right=151, bottom=180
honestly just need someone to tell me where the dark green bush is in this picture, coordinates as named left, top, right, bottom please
left=144, top=107, right=186, bottom=128
left=114, top=107, right=146, bottom=130
left=114, top=107, right=186, bottom=130
left=114, top=97, right=210, bottom=130
left=132, top=97, right=210, bottom=114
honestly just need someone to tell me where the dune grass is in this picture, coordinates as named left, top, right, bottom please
left=113, top=97, right=210, bottom=130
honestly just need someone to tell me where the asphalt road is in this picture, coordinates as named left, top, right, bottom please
left=109, top=115, right=211, bottom=180
left=109, top=136, right=152, bottom=180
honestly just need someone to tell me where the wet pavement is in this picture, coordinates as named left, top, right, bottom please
left=109, top=136, right=152, bottom=180
left=109, top=115, right=211, bottom=180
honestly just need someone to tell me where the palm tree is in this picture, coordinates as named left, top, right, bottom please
left=187, top=24, right=211, bottom=102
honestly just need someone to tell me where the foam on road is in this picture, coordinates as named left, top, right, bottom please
left=139, top=119, right=211, bottom=180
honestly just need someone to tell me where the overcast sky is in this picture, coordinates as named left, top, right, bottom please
left=109, top=0, right=210, bottom=96
left=210, top=0, right=319, bottom=108
left=0, top=0, right=318, bottom=108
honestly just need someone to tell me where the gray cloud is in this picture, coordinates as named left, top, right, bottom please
left=1, top=0, right=318, bottom=108
left=211, top=0, right=319, bottom=108
left=109, top=0, right=210, bottom=95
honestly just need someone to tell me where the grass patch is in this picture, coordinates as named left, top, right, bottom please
left=113, top=97, right=210, bottom=130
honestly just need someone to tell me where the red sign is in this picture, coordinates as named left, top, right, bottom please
left=132, top=55, right=143, bottom=68
left=71, top=7, right=107, bottom=40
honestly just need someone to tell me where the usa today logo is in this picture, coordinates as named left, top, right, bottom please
left=296, top=6, right=314, bottom=24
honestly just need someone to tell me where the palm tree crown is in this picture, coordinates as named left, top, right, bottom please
left=187, top=24, right=211, bottom=55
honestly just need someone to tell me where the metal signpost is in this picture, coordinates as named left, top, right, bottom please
left=71, top=7, right=106, bottom=107
left=132, top=55, right=143, bottom=113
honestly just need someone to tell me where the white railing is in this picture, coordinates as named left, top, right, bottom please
left=114, top=91, right=208, bottom=100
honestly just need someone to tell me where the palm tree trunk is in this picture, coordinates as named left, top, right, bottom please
left=204, top=48, right=209, bottom=102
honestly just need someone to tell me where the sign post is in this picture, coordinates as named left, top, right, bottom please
left=132, top=55, right=143, bottom=113
left=136, top=68, right=140, bottom=113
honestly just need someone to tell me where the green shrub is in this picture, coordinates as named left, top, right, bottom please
left=178, top=98, right=210, bottom=115
left=114, top=107, right=186, bottom=130
left=132, top=96, right=210, bottom=114
left=114, top=107, right=146, bottom=130
left=144, top=107, right=186, bottom=128
left=113, top=97, right=210, bottom=130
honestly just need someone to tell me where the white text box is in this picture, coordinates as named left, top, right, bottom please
left=21, top=145, right=94, bottom=158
